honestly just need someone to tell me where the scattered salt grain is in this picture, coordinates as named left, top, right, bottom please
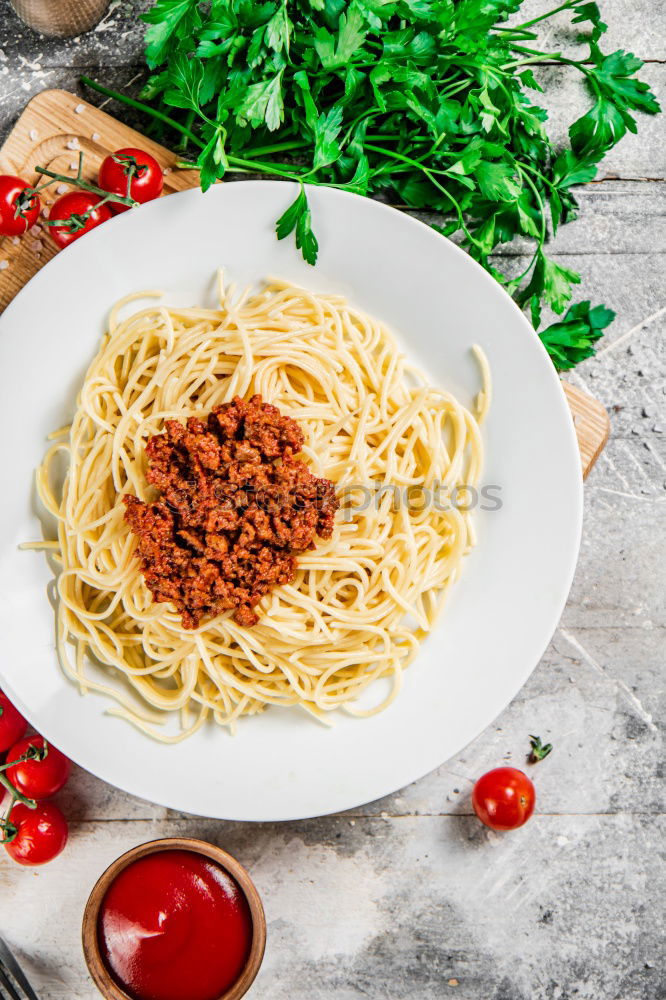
left=66, top=138, right=80, bottom=151
left=163, top=167, right=172, bottom=174
left=74, top=103, right=85, bottom=114
left=92, top=132, right=101, bottom=142
left=12, top=236, right=20, bottom=245
left=0, top=260, right=9, bottom=271
left=69, top=161, right=78, bottom=171
left=29, top=128, right=38, bottom=141
left=56, top=184, right=68, bottom=195
left=29, top=240, right=42, bottom=252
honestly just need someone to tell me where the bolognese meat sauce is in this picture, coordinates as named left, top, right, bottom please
left=123, top=395, right=339, bottom=628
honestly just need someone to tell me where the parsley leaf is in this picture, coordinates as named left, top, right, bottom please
left=539, top=300, right=615, bottom=370
left=475, top=161, right=522, bottom=202
left=313, top=106, right=344, bottom=170
left=142, top=0, right=198, bottom=67
left=198, top=126, right=228, bottom=191
left=266, top=3, right=292, bottom=54
left=163, top=53, right=203, bottom=112
left=236, top=70, right=285, bottom=131
left=594, top=50, right=659, bottom=116
left=276, top=187, right=319, bottom=264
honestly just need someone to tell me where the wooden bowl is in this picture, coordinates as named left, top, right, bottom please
left=82, top=838, right=266, bottom=1000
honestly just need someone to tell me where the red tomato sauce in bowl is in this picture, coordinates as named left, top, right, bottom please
left=98, top=849, right=253, bottom=1000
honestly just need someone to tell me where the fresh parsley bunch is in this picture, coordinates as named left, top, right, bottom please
left=85, top=0, right=659, bottom=369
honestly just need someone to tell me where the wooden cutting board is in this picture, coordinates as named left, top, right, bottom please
left=0, top=88, right=609, bottom=477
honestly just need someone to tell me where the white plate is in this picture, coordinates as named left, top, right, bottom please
left=0, top=182, right=582, bottom=820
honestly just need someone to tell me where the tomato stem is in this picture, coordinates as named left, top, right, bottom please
left=0, top=773, right=36, bottom=812
left=0, top=743, right=48, bottom=774
left=0, top=817, right=18, bottom=844
left=33, top=164, right=137, bottom=209
left=31, top=152, right=139, bottom=235
left=528, top=734, right=553, bottom=763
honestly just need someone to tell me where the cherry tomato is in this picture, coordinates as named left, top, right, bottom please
left=99, top=147, right=164, bottom=214
left=3, top=802, right=68, bottom=866
left=0, top=691, right=27, bottom=753
left=0, top=175, right=41, bottom=236
left=472, top=767, right=536, bottom=831
left=48, top=191, right=112, bottom=249
left=5, top=735, right=71, bottom=800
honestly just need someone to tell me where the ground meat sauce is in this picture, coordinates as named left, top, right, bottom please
left=123, top=395, right=339, bottom=629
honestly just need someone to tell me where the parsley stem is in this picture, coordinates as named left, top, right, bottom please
left=225, top=156, right=303, bottom=180
left=518, top=160, right=558, bottom=193
left=503, top=0, right=580, bottom=32
left=242, top=140, right=310, bottom=157
left=491, top=27, right=538, bottom=39
left=439, top=79, right=472, bottom=100
left=518, top=166, right=548, bottom=245
left=363, top=144, right=426, bottom=169
left=176, top=110, right=196, bottom=153
left=80, top=76, right=206, bottom=149
left=364, top=143, right=454, bottom=174
left=504, top=49, right=599, bottom=89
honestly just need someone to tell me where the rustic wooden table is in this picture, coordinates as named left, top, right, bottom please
left=0, top=2, right=664, bottom=998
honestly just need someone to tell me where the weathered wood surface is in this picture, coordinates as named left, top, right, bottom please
left=0, top=1, right=664, bottom=999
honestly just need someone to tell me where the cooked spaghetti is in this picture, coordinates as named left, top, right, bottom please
left=34, top=277, right=488, bottom=740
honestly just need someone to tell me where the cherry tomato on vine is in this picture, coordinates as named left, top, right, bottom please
left=0, top=691, right=27, bottom=753
left=99, top=147, right=164, bottom=214
left=5, top=735, right=71, bottom=800
left=472, top=767, right=536, bottom=831
left=0, top=175, right=41, bottom=236
left=3, top=802, right=68, bottom=866
left=48, top=191, right=112, bottom=249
